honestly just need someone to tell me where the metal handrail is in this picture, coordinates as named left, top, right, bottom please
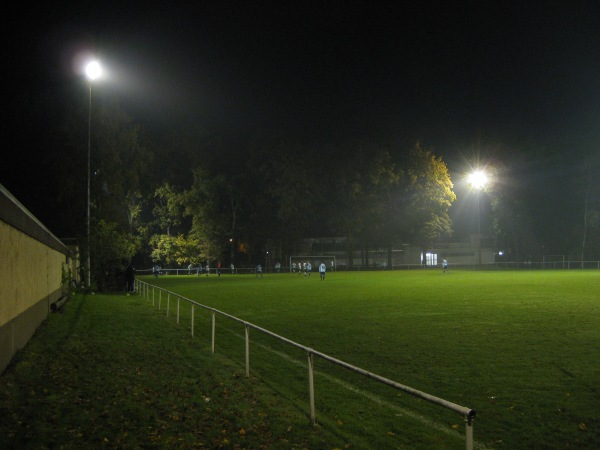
left=137, top=280, right=476, bottom=449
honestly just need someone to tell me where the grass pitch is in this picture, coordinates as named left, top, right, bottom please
left=145, top=269, right=599, bottom=449
left=1, top=269, right=598, bottom=449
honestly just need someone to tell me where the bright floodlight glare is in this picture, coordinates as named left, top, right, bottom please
left=468, top=170, right=488, bottom=190
left=85, top=61, right=102, bottom=81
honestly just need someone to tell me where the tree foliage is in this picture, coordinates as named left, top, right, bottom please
left=56, top=92, right=459, bottom=279
left=140, top=138, right=458, bottom=267
left=91, top=219, right=141, bottom=290
left=399, top=144, right=456, bottom=246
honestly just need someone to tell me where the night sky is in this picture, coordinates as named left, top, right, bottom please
left=4, top=1, right=600, bottom=242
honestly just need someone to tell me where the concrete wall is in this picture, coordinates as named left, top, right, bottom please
left=0, top=184, right=70, bottom=374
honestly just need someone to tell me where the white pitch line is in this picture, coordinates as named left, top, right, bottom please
left=220, top=327, right=487, bottom=448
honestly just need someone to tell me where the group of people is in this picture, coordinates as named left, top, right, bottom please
left=186, top=262, right=236, bottom=276
left=127, top=257, right=449, bottom=292
left=293, top=261, right=313, bottom=277
left=289, top=261, right=327, bottom=280
left=130, top=260, right=329, bottom=287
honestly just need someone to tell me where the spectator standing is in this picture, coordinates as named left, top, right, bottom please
left=125, top=264, right=135, bottom=293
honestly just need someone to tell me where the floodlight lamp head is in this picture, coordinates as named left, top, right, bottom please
left=468, top=170, right=488, bottom=190
left=85, top=61, right=102, bottom=81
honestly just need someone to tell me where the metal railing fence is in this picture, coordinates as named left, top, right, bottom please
left=135, top=259, right=600, bottom=277
left=135, top=279, right=477, bottom=449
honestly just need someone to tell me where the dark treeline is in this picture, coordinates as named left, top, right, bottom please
left=4, top=86, right=600, bottom=289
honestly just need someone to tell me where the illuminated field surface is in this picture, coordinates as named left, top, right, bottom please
left=1, top=270, right=597, bottom=449
left=146, top=269, right=600, bottom=449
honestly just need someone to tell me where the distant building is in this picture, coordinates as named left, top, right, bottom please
left=296, top=235, right=495, bottom=269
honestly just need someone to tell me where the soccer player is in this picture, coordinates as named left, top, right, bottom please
left=443, top=259, right=448, bottom=273
left=256, top=264, right=263, bottom=277
left=319, top=262, right=326, bottom=280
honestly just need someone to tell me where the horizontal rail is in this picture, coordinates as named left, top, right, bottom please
left=241, top=318, right=475, bottom=418
left=137, top=279, right=476, bottom=447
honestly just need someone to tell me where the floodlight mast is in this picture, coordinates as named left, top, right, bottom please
left=468, top=170, right=488, bottom=266
left=85, top=61, right=102, bottom=289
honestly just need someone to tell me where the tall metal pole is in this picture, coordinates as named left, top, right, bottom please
left=477, top=190, right=481, bottom=266
left=86, top=82, right=92, bottom=289
left=84, top=60, right=101, bottom=289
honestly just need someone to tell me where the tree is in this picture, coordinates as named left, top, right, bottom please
left=83, top=97, right=150, bottom=286
left=91, top=219, right=141, bottom=290
left=152, top=183, right=183, bottom=236
left=329, top=142, right=402, bottom=266
left=324, top=141, right=455, bottom=266
left=90, top=99, right=152, bottom=225
left=148, top=183, right=201, bottom=265
left=180, top=169, right=241, bottom=264
left=327, top=142, right=375, bottom=266
left=489, top=161, right=537, bottom=261
left=263, top=143, right=327, bottom=259
left=392, top=143, right=456, bottom=251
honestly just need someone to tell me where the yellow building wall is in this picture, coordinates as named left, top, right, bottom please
left=1, top=220, right=64, bottom=324
left=0, top=219, right=66, bottom=373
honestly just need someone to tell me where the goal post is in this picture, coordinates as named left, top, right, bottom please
left=289, top=256, right=336, bottom=272
left=542, top=254, right=565, bottom=269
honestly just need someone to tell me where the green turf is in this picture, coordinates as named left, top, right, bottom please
left=143, top=269, right=600, bottom=449
left=1, top=270, right=598, bottom=449
left=0, top=292, right=352, bottom=449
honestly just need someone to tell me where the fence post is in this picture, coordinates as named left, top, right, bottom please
left=308, top=351, right=316, bottom=425
left=152, top=287, right=155, bottom=307
left=465, top=414, right=474, bottom=450
left=159, top=290, right=162, bottom=310
left=177, top=297, right=180, bottom=324
left=211, top=310, right=216, bottom=353
left=245, top=323, right=250, bottom=377
left=191, top=304, right=195, bottom=337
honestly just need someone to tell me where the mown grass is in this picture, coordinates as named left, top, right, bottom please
left=0, top=292, right=352, bottom=449
left=1, top=269, right=598, bottom=449
left=142, top=269, right=600, bottom=449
